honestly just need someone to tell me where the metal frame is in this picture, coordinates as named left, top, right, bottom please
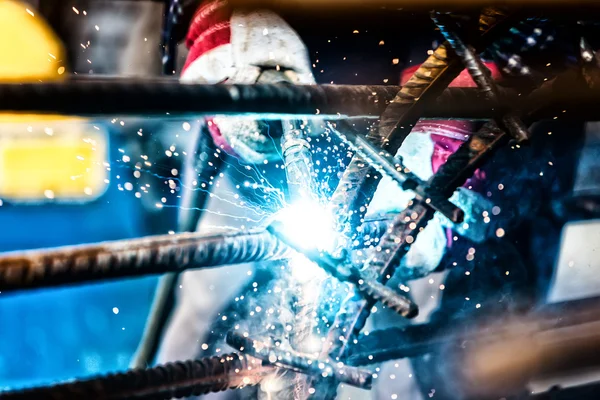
left=2, top=2, right=600, bottom=400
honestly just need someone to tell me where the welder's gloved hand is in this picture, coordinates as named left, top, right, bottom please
left=368, top=131, right=449, bottom=279
left=180, top=1, right=318, bottom=163
left=436, top=187, right=496, bottom=243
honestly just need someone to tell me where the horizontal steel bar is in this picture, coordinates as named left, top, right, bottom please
left=0, top=219, right=388, bottom=293
left=0, top=77, right=597, bottom=120
left=0, top=79, right=398, bottom=118
left=0, top=230, right=292, bottom=292
left=0, top=353, right=270, bottom=400
left=226, top=332, right=373, bottom=389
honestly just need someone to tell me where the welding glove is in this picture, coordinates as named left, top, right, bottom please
left=368, top=131, right=449, bottom=277
left=180, top=1, right=317, bottom=164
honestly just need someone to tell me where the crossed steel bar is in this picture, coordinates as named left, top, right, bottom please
left=317, top=9, right=512, bottom=381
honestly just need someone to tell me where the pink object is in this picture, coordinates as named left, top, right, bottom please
left=183, top=1, right=239, bottom=157
left=401, top=63, right=500, bottom=246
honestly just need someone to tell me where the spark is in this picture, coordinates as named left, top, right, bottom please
left=275, top=199, right=336, bottom=252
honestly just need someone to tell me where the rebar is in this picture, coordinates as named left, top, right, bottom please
left=326, top=8, right=511, bottom=270
left=347, top=296, right=600, bottom=366
left=226, top=332, right=373, bottom=389
left=0, top=81, right=398, bottom=118
left=432, top=12, right=530, bottom=142
left=0, top=353, right=270, bottom=400
left=268, top=223, right=418, bottom=319
left=0, top=77, right=597, bottom=120
left=329, top=121, right=464, bottom=223
left=0, top=218, right=391, bottom=293
left=0, top=230, right=292, bottom=292
left=325, top=202, right=432, bottom=359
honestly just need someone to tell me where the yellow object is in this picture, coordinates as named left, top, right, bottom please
left=0, top=0, right=66, bottom=82
left=0, top=1, right=108, bottom=202
left=0, top=122, right=108, bottom=201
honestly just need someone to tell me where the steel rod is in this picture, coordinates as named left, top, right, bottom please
left=347, top=296, right=600, bottom=365
left=0, top=219, right=390, bottom=292
left=226, top=332, right=373, bottom=389
left=432, top=12, right=531, bottom=142
left=268, top=223, right=418, bottom=319
left=0, top=80, right=398, bottom=118
left=0, top=353, right=270, bottom=400
left=0, top=78, right=596, bottom=119
left=0, top=230, right=292, bottom=292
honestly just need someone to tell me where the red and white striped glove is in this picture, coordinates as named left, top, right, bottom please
left=181, top=0, right=316, bottom=163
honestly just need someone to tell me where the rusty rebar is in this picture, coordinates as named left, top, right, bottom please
left=226, top=332, right=373, bottom=390
left=0, top=353, right=270, bottom=400
left=319, top=13, right=514, bottom=383
left=0, top=230, right=292, bottom=292
left=0, top=218, right=392, bottom=293
left=432, top=12, right=531, bottom=142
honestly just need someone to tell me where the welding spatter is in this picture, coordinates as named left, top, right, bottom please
left=267, top=222, right=418, bottom=319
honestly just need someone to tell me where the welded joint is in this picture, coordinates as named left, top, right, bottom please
left=268, top=222, right=418, bottom=319
left=226, top=331, right=374, bottom=390
left=329, top=121, right=464, bottom=223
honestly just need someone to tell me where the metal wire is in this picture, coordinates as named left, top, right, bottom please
left=0, top=353, right=270, bottom=400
